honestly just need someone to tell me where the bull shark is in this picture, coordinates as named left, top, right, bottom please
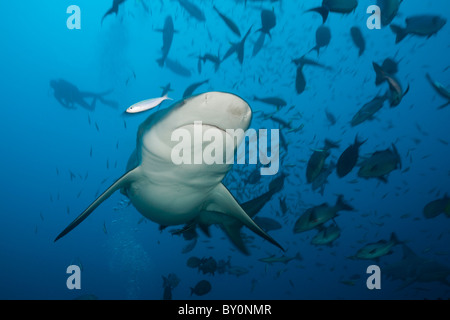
left=54, top=92, right=284, bottom=254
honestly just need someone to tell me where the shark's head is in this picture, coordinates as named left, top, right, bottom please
left=136, top=91, right=252, bottom=180
left=165, top=91, right=252, bottom=133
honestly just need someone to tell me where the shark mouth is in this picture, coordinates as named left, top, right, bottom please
left=175, top=122, right=234, bottom=140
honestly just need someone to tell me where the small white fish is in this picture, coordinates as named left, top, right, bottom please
left=126, top=95, right=172, bottom=113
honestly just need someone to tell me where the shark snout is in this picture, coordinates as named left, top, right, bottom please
left=204, top=92, right=249, bottom=115
left=200, top=92, right=252, bottom=131
left=227, top=98, right=250, bottom=117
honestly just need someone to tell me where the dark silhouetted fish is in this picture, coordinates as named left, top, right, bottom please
left=426, top=73, right=450, bottom=109
left=311, top=223, right=341, bottom=246
left=382, top=58, right=398, bottom=75
left=373, top=61, right=387, bottom=86
left=160, top=83, right=174, bottom=97
left=163, top=286, right=172, bottom=300
left=390, top=15, right=446, bottom=43
left=292, top=55, right=333, bottom=70
left=358, top=144, right=401, bottom=182
left=373, top=58, right=399, bottom=85
left=325, top=109, right=337, bottom=125
left=165, top=58, right=192, bottom=77
left=177, top=0, right=205, bottom=21
left=295, top=65, right=306, bottom=94
left=311, top=161, right=335, bottom=195
left=187, top=256, right=202, bottom=268
left=198, top=53, right=221, bottom=72
left=310, top=25, right=331, bottom=55
left=258, top=253, right=302, bottom=264
left=190, top=280, right=211, bottom=296
left=387, top=76, right=409, bottom=107
left=222, top=26, right=253, bottom=65
left=253, top=96, right=286, bottom=109
left=162, top=273, right=180, bottom=290
left=373, top=62, right=409, bottom=107
left=306, top=0, right=358, bottom=23
left=279, top=196, right=288, bottom=215
left=253, top=9, right=276, bottom=56
left=227, top=265, right=249, bottom=277
left=183, top=79, right=209, bottom=98
left=306, top=139, right=339, bottom=184
left=213, top=6, right=240, bottom=37
left=423, top=194, right=450, bottom=219
left=101, top=0, right=127, bottom=25
left=348, top=233, right=401, bottom=261
left=198, top=257, right=217, bottom=275
left=350, top=92, right=388, bottom=127
left=156, top=16, right=175, bottom=67
left=293, top=195, right=354, bottom=233
left=350, top=26, right=365, bottom=56
left=336, top=135, right=367, bottom=178
left=292, top=55, right=333, bottom=95
left=271, top=116, right=293, bottom=130
left=377, top=0, right=402, bottom=26
left=259, top=9, right=276, bottom=37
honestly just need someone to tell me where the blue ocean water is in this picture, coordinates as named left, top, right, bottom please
left=0, top=0, right=449, bottom=300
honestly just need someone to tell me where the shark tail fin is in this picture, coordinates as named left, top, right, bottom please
left=54, top=168, right=141, bottom=242
left=390, top=25, right=408, bottom=44
left=205, top=183, right=285, bottom=254
left=306, top=6, right=329, bottom=24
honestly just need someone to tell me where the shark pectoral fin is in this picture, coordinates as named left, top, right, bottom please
left=221, top=219, right=250, bottom=255
left=54, top=168, right=141, bottom=242
left=206, top=183, right=285, bottom=252
left=199, top=210, right=249, bottom=255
